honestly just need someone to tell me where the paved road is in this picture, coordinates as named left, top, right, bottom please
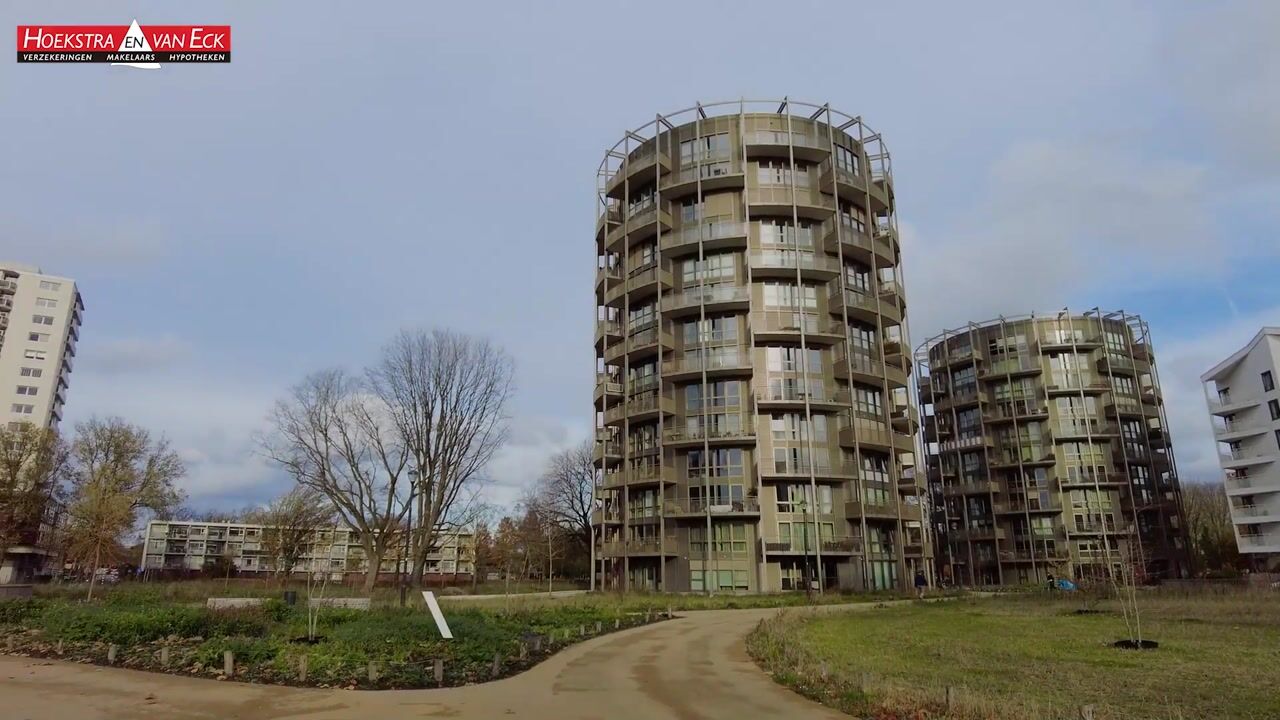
left=0, top=605, right=852, bottom=720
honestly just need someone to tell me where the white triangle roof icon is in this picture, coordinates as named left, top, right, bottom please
left=112, top=19, right=160, bottom=69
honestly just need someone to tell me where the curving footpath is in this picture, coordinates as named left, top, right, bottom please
left=0, top=602, right=887, bottom=720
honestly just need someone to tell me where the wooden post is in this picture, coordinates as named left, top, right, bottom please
left=1080, top=706, right=1096, bottom=720
left=946, top=686, right=958, bottom=710
left=160, top=646, right=170, bottom=667
left=4, top=635, right=13, bottom=651
left=518, top=642, right=527, bottom=661
left=491, top=652, right=501, bottom=677
left=299, top=655, right=308, bottom=682
left=645, top=609, right=652, bottom=623
left=107, top=644, right=118, bottom=664
left=667, top=606, right=673, bottom=619
left=614, top=618, right=620, bottom=630
left=595, top=621, right=602, bottom=633
left=433, top=658, right=444, bottom=685
left=532, top=636, right=542, bottom=652
left=224, top=650, right=234, bottom=677
left=56, top=639, right=63, bottom=655
left=368, top=662, right=378, bottom=683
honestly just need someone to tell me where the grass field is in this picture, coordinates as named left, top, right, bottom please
left=748, top=590, right=1280, bottom=720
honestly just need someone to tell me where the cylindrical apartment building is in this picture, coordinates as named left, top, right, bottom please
left=592, top=99, right=927, bottom=593
left=916, top=310, right=1190, bottom=586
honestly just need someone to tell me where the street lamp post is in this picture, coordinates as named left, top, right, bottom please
left=400, top=468, right=419, bottom=607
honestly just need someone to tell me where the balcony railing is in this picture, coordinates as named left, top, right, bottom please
left=661, top=219, right=748, bottom=251
left=748, top=251, right=841, bottom=274
left=744, top=130, right=828, bottom=151
left=662, top=348, right=752, bottom=375
left=663, top=416, right=754, bottom=443
left=661, top=285, right=749, bottom=312
left=664, top=498, right=760, bottom=515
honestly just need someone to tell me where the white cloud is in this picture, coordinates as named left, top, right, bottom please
left=905, top=138, right=1216, bottom=340
left=482, top=415, right=589, bottom=512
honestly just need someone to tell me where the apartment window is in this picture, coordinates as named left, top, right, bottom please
left=683, top=316, right=738, bottom=345
left=10, top=404, right=34, bottom=415
left=35, top=297, right=58, bottom=309
left=680, top=252, right=736, bottom=286
left=627, top=303, right=655, bottom=332
left=1270, top=399, right=1280, bottom=421
left=32, top=314, right=55, bottom=326
left=19, top=367, right=43, bottom=378
left=23, top=350, right=47, bottom=360
left=757, top=159, right=812, bottom=187
left=680, top=198, right=703, bottom=224
left=765, top=346, right=821, bottom=373
left=1275, top=429, right=1280, bottom=451
left=1264, top=371, right=1275, bottom=392
left=28, top=332, right=50, bottom=342
left=15, top=386, right=37, bottom=396
left=834, top=144, right=861, bottom=175
left=758, top=218, right=816, bottom=249
left=38, top=280, right=62, bottom=291
left=762, top=281, right=817, bottom=309
left=838, top=202, right=868, bottom=234
left=679, top=132, right=730, bottom=164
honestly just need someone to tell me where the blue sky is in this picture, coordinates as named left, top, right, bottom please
left=2, top=1, right=1277, bottom=510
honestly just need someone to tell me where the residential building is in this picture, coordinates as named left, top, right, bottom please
left=917, top=310, right=1189, bottom=586
left=0, top=262, right=82, bottom=584
left=592, top=99, right=927, bottom=593
left=1200, top=327, right=1280, bottom=571
left=0, top=262, right=83, bottom=430
left=141, top=519, right=475, bottom=579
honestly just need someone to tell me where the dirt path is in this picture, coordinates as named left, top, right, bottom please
left=0, top=602, right=906, bottom=719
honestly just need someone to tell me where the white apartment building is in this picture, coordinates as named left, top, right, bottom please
left=1201, top=327, right=1280, bottom=570
left=0, top=262, right=83, bottom=430
left=141, top=519, right=476, bottom=579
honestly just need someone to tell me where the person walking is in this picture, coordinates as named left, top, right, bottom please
left=914, top=569, right=927, bottom=599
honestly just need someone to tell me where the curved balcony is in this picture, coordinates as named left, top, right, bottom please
left=823, top=218, right=896, bottom=268
left=754, top=385, right=850, bottom=412
left=661, top=348, right=753, bottom=381
left=593, top=373, right=623, bottom=408
left=604, top=149, right=671, bottom=198
left=595, top=265, right=623, bottom=296
left=834, top=351, right=909, bottom=390
left=603, top=392, right=675, bottom=426
left=743, top=130, right=831, bottom=162
left=747, top=184, right=836, bottom=220
left=660, top=219, right=749, bottom=257
left=605, top=203, right=673, bottom=253
left=840, top=422, right=916, bottom=454
left=752, top=313, right=844, bottom=346
left=595, top=319, right=623, bottom=352
left=664, top=497, right=761, bottom=518
left=604, top=324, right=674, bottom=365
left=1096, top=354, right=1136, bottom=377
left=748, top=250, right=841, bottom=281
left=817, top=157, right=871, bottom=203
left=828, top=285, right=903, bottom=326
left=663, top=415, right=755, bottom=447
left=604, top=265, right=673, bottom=307
left=661, top=285, right=750, bottom=318
left=760, top=457, right=858, bottom=483
left=763, top=535, right=863, bottom=556
left=661, top=161, right=745, bottom=199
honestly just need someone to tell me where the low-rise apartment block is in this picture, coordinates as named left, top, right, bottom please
left=141, top=519, right=475, bottom=579
left=1201, top=327, right=1280, bottom=571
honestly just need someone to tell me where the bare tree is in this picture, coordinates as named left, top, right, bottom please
left=365, top=329, right=514, bottom=587
left=62, top=417, right=185, bottom=599
left=249, top=486, right=335, bottom=584
left=261, top=369, right=413, bottom=593
left=535, top=440, right=595, bottom=546
left=1181, top=481, right=1241, bottom=575
left=0, top=423, right=69, bottom=579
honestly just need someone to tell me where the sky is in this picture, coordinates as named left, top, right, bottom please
left=2, top=1, right=1277, bottom=513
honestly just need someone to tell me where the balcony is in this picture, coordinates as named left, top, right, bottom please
left=834, top=352, right=909, bottom=389
left=614, top=325, right=674, bottom=363
left=1071, top=521, right=1133, bottom=536
left=663, top=415, right=755, bottom=446
left=817, top=157, right=870, bottom=202
left=594, top=319, right=623, bottom=351
left=593, top=438, right=623, bottom=464
left=594, top=374, right=623, bottom=405
left=763, top=536, right=864, bottom=555
left=752, top=313, right=844, bottom=345
left=1044, top=378, right=1111, bottom=395
left=747, top=183, right=836, bottom=219
left=605, top=149, right=671, bottom=197
left=595, top=264, right=623, bottom=294
left=845, top=498, right=898, bottom=521
left=841, top=424, right=916, bottom=454
left=661, top=285, right=750, bottom=317
left=0, top=279, right=15, bottom=294
left=663, top=498, right=760, bottom=517
left=1218, top=445, right=1280, bottom=469
left=1238, top=535, right=1280, bottom=553
left=661, top=219, right=750, bottom=256
left=1096, top=354, right=1136, bottom=376
left=609, top=265, right=672, bottom=305
left=0, top=297, right=12, bottom=311
left=661, top=348, right=752, bottom=380
left=748, top=250, right=841, bottom=281
left=994, top=501, right=1062, bottom=515
left=604, top=392, right=674, bottom=425
left=663, top=160, right=746, bottom=199
left=978, top=356, right=1041, bottom=379
left=983, top=401, right=1049, bottom=424
left=606, top=202, right=673, bottom=251
left=951, top=527, right=1007, bottom=543
left=1213, top=421, right=1271, bottom=443
left=1207, top=394, right=1262, bottom=417
left=1039, top=334, right=1102, bottom=352
left=1224, top=475, right=1280, bottom=495
left=828, top=285, right=903, bottom=325
left=755, top=384, right=849, bottom=411
left=743, top=130, right=830, bottom=161
left=942, top=480, right=999, bottom=497
left=761, top=458, right=857, bottom=481
left=625, top=537, right=680, bottom=556
left=822, top=217, right=896, bottom=267
left=890, top=405, right=919, bottom=434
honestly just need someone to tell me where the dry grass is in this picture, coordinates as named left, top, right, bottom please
left=747, top=589, right=1280, bottom=720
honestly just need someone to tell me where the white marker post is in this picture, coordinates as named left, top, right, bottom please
left=421, top=591, right=454, bottom=640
